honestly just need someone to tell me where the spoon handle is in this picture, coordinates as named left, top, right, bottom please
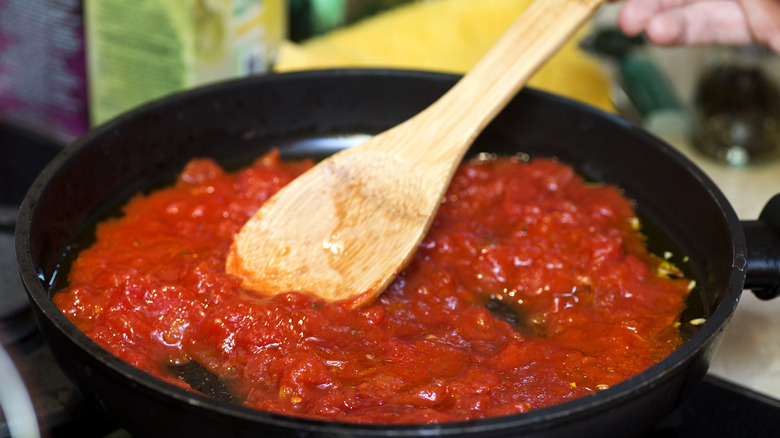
left=377, top=0, right=605, bottom=169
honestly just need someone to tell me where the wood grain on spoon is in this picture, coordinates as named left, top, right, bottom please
left=227, top=0, right=605, bottom=305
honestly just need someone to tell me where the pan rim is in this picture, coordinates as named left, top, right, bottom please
left=15, top=68, right=746, bottom=435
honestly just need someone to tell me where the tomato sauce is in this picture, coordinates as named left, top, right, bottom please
left=54, top=151, right=692, bottom=423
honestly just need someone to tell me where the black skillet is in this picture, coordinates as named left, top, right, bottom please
left=15, top=70, right=780, bottom=437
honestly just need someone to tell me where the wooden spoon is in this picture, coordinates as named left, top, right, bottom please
left=227, top=0, right=605, bottom=305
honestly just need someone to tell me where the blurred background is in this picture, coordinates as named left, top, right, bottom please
left=3, top=0, right=779, bottom=164
left=0, top=0, right=703, bottom=143
left=2, top=1, right=780, bottom=437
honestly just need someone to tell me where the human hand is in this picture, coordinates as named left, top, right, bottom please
left=615, top=0, right=780, bottom=53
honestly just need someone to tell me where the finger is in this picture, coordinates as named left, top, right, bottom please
left=740, top=0, right=780, bottom=53
left=644, top=2, right=754, bottom=46
left=617, top=0, right=698, bottom=36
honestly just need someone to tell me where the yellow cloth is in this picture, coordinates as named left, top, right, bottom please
left=275, top=0, right=614, bottom=112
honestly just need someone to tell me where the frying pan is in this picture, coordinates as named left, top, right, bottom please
left=15, top=69, right=780, bottom=437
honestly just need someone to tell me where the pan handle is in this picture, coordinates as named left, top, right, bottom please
left=743, top=194, right=780, bottom=300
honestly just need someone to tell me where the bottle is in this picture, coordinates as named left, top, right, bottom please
left=691, top=45, right=780, bottom=166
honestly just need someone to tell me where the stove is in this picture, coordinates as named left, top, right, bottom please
left=2, top=123, right=779, bottom=438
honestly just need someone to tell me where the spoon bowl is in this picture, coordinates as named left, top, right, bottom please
left=227, top=0, right=606, bottom=304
